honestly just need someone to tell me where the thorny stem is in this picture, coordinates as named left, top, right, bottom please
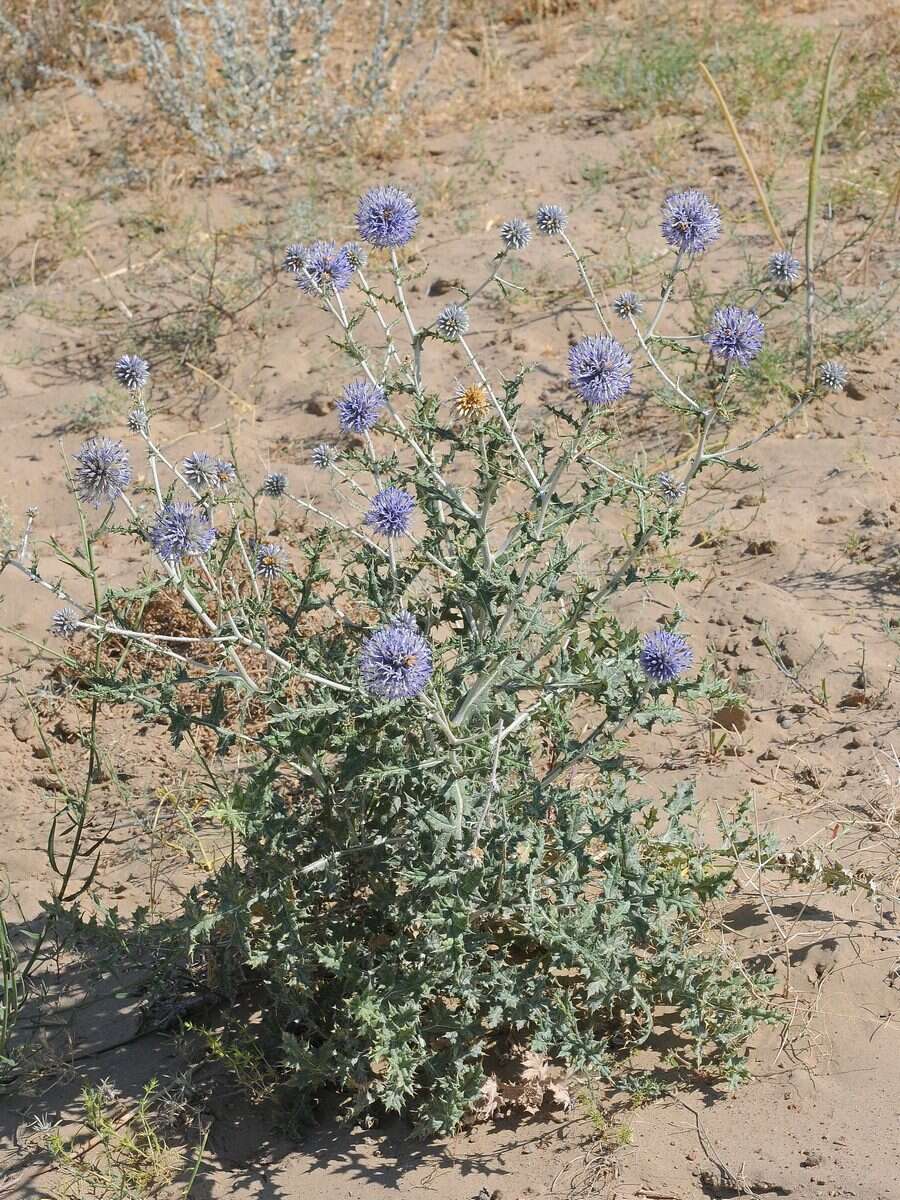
left=458, top=334, right=541, bottom=491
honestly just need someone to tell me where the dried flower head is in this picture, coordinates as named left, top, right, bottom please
left=282, top=243, right=307, bottom=273
left=254, top=542, right=284, bottom=581
left=148, top=502, right=216, bottom=563
left=612, top=291, right=643, bottom=319
left=705, top=306, right=765, bottom=366
left=73, top=438, right=132, bottom=507
left=311, top=443, right=337, bottom=470
left=114, top=354, right=150, bottom=391
left=500, top=218, right=532, bottom=251
left=364, top=487, right=416, bottom=538
left=535, top=204, right=567, bottom=236
left=767, top=250, right=801, bottom=286
left=660, top=189, right=721, bottom=256
left=338, top=379, right=386, bottom=433
left=656, top=472, right=685, bottom=504
left=50, top=607, right=81, bottom=639
left=359, top=616, right=433, bottom=701
left=356, top=185, right=418, bottom=248
left=262, top=471, right=287, bottom=497
left=639, top=629, right=693, bottom=683
left=568, top=336, right=633, bottom=407
left=295, top=241, right=354, bottom=295
left=127, top=408, right=149, bottom=434
left=818, top=360, right=848, bottom=392
left=453, top=381, right=490, bottom=423
left=435, top=303, right=470, bottom=341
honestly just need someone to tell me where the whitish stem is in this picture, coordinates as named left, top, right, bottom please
left=560, top=232, right=612, bottom=336
left=646, top=251, right=683, bottom=338
left=458, top=334, right=541, bottom=491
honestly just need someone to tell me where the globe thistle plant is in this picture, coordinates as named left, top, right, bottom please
left=356, top=185, right=418, bottom=248
left=364, top=487, right=416, bottom=538
left=148, top=502, right=216, bottom=563
left=182, top=451, right=219, bottom=492
left=639, top=629, right=694, bottom=683
left=73, top=438, right=132, bottom=507
left=343, top=241, right=368, bottom=271
left=50, top=607, right=81, bottom=639
left=660, top=189, right=721, bottom=255
left=254, top=542, right=284, bottom=581
left=311, top=443, right=337, bottom=470
left=338, top=380, right=386, bottom=433
left=767, top=250, right=801, bottom=286
left=818, top=360, right=848, bottom=392
left=24, top=177, right=840, bottom=1139
left=283, top=243, right=307, bottom=273
left=127, top=408, right=149, bottom=434
left=656, top=472, right=685, bottom=505
left=535, top=204, right=567, bottom=236
left=262, top=471, right=287, bottom=498
left=435, top=303, right=470, bottom=342
left=568, top=335, right=633, bottom=406
left=295, top=241, right=354, bottom=295
left=358, top=616, right=433, bottom=700
left=705, top=307, right=765, bottom=367
left=612, top=291, right=643, bottom=319
left=499, top=218, right=532, bottom=251
left=453, top=381, right=489, bottom=423
left=114, top=354, right=150, bottom=391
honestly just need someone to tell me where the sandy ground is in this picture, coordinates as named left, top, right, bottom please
left=0, top=2, right=898, bottom=1197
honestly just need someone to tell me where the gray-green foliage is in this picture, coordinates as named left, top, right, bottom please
left=11, top=192, right=825, bottom=1133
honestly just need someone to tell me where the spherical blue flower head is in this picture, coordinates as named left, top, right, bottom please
left=656, top=472, right=685, bottom=504
left=356, top=185, right=419, bottom=248
left=311, top=443, right=336, bottom=469
left=295, top=240, right=354, bottom=295
left=435, top=302, right=469, bottom=341
left=182, top=451, right=218, bottom=491
left=283, top=243, right=307, bottom=273
left=338, top=379, right=386, bottom=433
left=149, top=502, right=216, bottom=564
left=612, top=291, right=643, bottom=319
left=767, top=250, right=800, bottom=286
left=705, top=306, right=765, bottom=366
left=214, top=459, right=236, bottom=488
left=660, top=189, right=721, bottom=256
left=364, top=486, right=415, bottom=538
left=343, top=241, right=368, bottom=270
left=359, top=617, right=433, bottom=701
left=254, top=542, right=284, bottom=581
left=114, top=354, right=150, bottom=391
left=535, top=204, right=567, bottom=236
left=73, top=437, right=132, bottom=507
left=568, top=335, right=633, bottom=407
left=50, top=607, right=81, bottom=639
left=262, top=471, right=287, bottom=497
left=639, top=629, right=693, bottom=684
left=127, top=407, right=148, bottom=434
left=818, top=360, right=848, bottom=393
left=500, top=218, right=532, bottom=251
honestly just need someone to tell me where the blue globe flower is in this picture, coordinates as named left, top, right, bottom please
left=639, top=630, right=693, bottom=683
left=73, top=438, right=132, bottom=507
left=148, top=502, right=216, bottom=563
left=338, top=380, right=386, bottom=433
left=568, top=336, right=633, bottom=406
left=364, top=487, right=416, bottom=538
left=705, top=307, right=765, bottom=366
left=660, top=189, right=721, bottom=255
left=356, top=185, right=418, bottom=248
left=359, top=616, right=433, bottom=700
